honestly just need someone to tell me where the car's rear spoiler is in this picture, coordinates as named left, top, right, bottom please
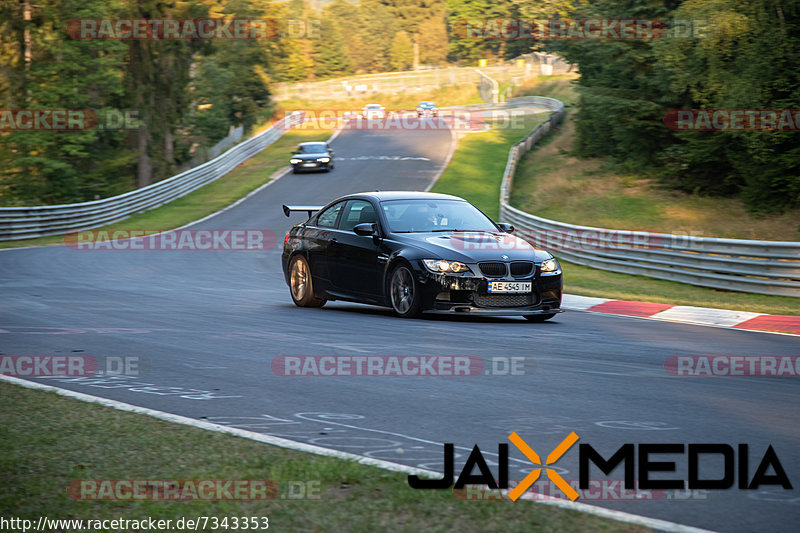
left=282, top=205, right=323, bottom=218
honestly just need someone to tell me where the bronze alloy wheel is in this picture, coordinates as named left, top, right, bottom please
left=289, top=255, right=325, bottom=308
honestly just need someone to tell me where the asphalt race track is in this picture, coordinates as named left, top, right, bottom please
left=2, top=123, right=799, bottom=533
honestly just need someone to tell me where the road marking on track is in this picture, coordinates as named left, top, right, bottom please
left=1, top=374, right=717, bottom=533
left=424, top=124, right=457, bottom=192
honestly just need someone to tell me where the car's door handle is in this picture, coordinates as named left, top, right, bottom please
left=377, top=254, right=389, bottom=263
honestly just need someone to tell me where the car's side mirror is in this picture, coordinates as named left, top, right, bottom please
left=353, top=223, right=377, bottom=236
left=497, top=223, right=515, bottom=233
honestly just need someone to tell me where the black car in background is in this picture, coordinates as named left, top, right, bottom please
left=281, top=191, right=563, bottom=320
left=290, top=142, right=335, bottom=173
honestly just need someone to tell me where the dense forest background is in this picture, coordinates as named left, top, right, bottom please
left=0, top=0, right=798, bottom=213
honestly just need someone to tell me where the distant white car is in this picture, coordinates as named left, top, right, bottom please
left=363, top=104, right=385, bottom=119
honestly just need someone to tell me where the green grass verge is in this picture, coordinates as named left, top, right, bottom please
left=0, top=381, right=644, bottom=532
left=431, top=114, right=547, bottom=220
left=511, top=115, right=800, bottom=242
left=0, top=128, right=332, bottom=249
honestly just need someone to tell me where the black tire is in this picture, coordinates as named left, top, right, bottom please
left=388, top=263, right=422, bottom=318
left=288, top=255, right=326, bottom=308
left=524, top=313, right=556, bottom=322
left=292, top=166, right=299, bottom=174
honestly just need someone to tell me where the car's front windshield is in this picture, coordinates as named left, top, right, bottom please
left=297, top=143, right=327, bottom=154
left=381, top=199, right=497, bottom=233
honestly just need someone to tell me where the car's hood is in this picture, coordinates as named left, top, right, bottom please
left=397, top=231, right=552, bottom=262
left=292, top=153, right=328, bottom=161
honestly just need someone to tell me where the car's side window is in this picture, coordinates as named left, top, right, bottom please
left=316, top=202, right=344, bottom=228
left=340, top=200, right=377, bottom=232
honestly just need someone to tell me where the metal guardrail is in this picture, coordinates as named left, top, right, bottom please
left=498, top=98, right=800, bottom=297
left=0, top=113, right=305, bottom=241
left=475, top=69, right=499, bottom=104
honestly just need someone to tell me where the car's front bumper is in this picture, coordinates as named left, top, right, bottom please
left=426, top=307, right=563, bottom=317
left=292, top=161, right=331, bottom=171
left=416, top=268, right=563, bottom=315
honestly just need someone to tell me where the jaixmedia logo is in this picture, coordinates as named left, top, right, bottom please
left=408, top=432, right=793, bottom=501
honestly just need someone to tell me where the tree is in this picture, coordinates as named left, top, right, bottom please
left=312, top=21, right=351, bottom=77
left=417, top=14, right=448, bottom=65
left=382, top=0, right=445, bottom=67
left=389, top=31, right=413, bottom=70
left=356, top=0, right=395, bottom=72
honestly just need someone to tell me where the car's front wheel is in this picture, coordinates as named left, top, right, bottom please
left=289, top=255, right=326, bottom=308
left=388, top=263, right=421, bottom=318
left=524, top=313, right=556, bottom=322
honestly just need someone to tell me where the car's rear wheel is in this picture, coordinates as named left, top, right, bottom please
left=389, top=264, right=421, bottom=318
left=289, top=255, right=326, bottom=308
left=524, top=313, right=556, bottom=322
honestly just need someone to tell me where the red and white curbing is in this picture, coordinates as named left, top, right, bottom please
left=562, top=294, right=800, bottom=336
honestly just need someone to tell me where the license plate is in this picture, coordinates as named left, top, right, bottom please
left=302, top=163, right=316, bottom=167
left=488, top=281, right=532, bottom=293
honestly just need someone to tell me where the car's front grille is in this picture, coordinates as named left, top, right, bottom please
left=510, top=261, right=534, bottom=277
left=478, top=262, right=507, bottom=277
left=474, top=293, right=536, bottom=308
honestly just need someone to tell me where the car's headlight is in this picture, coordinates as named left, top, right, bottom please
left=540, top=258, right=560, bottom=273
left=317, top=157, right=330, bottom=163
left=290, top=158, right=302, bottom=164
left=423, top=259, right=470, bottom=273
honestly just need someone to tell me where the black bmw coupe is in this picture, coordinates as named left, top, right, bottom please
left=281, top=191, right=563, bottom=320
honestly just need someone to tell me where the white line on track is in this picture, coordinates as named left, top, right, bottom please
left=1, top=374, right=718, bottom=533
